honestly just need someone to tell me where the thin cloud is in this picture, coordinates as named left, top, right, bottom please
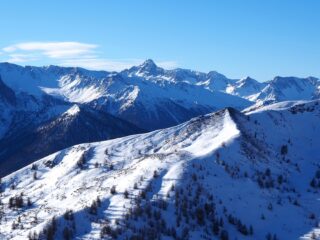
left=3, top=41, right=97, bottom=59
left=7, top=54, right=39, bottom=63
left=1, top=41, right=178, bottom=71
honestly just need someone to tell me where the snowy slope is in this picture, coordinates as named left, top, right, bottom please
left=0, top=103, right=143, bottom=177
left=0, top=100, right=319, bottom=239
left=1, top=61, right=319, bottom=130
left=0, top=74, right=143, bottom=177
left=0, top=61, right=252, bottom=131
left=104, top=71, right=251, bottom=130
left=225, top=76, right=267, bottom=101
left=1, top=61, right=318, bottom=108
left=0, top=60, right=319, bottom=179
left=254, top=76, right=320, bottom=103
left=0, top=63, right=109, bottom=100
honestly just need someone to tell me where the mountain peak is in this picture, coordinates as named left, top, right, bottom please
left=207, top=71, right=227, bottom=79
left=239, top=76, right=258, bottom=84
left=141, top=59, right=157, bottom=67
left=136, top=59, right=163, bottom=76
left=242, top=76, right=254, bottom=81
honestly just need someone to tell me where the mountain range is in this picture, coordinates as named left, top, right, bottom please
left=0, top=99, right=319, bottom=239
left=0, top=60, right=319, bottom=239
left=0, top=60, right=319, bottom=176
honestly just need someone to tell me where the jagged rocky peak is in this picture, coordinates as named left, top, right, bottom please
left=240, top=76, right=256, bottom=82
left=136, top=59, right=164, bottom=75
left=237, top=76, right=261, bottom=87
left=141, top=59, right=157, bottom=68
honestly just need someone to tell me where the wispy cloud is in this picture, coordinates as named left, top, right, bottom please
left=3, top=42, right=97, bottom=59
left=1, top=41, right=178, bottom=71
left=6, top=53, right=39, bottom=63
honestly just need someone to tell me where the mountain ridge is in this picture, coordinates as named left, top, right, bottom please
left=0, top=100, right=319, bottom=239
left=0, top=60, right=319, bottom=178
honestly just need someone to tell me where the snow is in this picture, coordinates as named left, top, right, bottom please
left=0, top=62, right=318, bottom=111
left=184, top=110, right=240, bottom=157
left=0, top=62, right=253, bottom=131
left=0, top=109, right=237, bottom=239
left=1, top=101, right=320, bottom=239
left=1, top=61, right=320, bottom=239
left=253, top=77, right=320, bottom=103
left=64, top=104, right=80, bottom=116
left=244, top=100, right=311, bottom=114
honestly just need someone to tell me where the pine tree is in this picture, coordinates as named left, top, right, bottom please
left=63, top=227, right=72, bottom=240
left=281, top=145, right=288, bottom=155
left=94, top=197, right=100, bottom=208
left=110, top=185, right=116, bottom=195
left=124, top=189, right=129, bottom=199
left=310, top=178, right=317, bottom=188
left=249, top=225, right=254, bottom=235
left=153, top=170, right=158, bottom=178
left=89, top=201, right=98, bottom=215
left=27, top=197, right=32, bottom=207
left=266, top=233, right=272, bottom=240
left=45, top=217, right=57, bottom=240
left=220, top=230, right=229, bottom=240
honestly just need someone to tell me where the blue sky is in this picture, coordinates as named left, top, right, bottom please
left=0, top=0, right=319, bottom=81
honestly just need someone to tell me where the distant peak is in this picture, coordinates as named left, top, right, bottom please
left=141, top=59, right=157, bottom=67
left=207, top=71, right=226, bottom=79
left=135, top=59, right=164, bottom=76
left=240, top=76, right=256, bottom=82
left=273, top=76, right=318, bottom=81
left=139, top=59, right=158, bottom=71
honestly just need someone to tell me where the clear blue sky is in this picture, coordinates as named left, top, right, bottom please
left=0, top=0, right=319, bottom=81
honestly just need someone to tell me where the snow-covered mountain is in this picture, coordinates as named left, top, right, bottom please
left=0, top=102, right=143, bottom=177
left=0, top=61, right=252, bottom=177
left=254, top=76, right=320, bottom=103
left=199, top=73, right=319, bottom=104
left=113, top=60, right=251, bottom=130
left=1, top=61, right=319, bottom=106
left=224, top=76, right=267, bottom=101
left=0, top=100, right=319, bottom=239
left=0, top=73, right=143, bottom=177
left=0, top=61, right=252, bottom=130
left=0, top=60, right=319, bottom=177
left=0, top=61, right=319, bottom=130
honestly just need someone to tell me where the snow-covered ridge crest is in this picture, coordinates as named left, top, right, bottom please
left=0, top=108, right=242, bottom=239
left=2, top=101, right=320, bottom=239
left=0, top=60, right=319, bottom=133
left=64, top=104, right=80, bottom=116
left=184, top=108, right=240, bottom=157
left=0, top=61, right=254, bottom=131
left=1, top=61, right=319, bottom=114
left=244, top=99, right=320, bottom=114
